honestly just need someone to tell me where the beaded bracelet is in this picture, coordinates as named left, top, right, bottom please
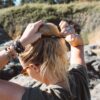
left=4, top=48, right=14, bottom=63
left=5, top=47, right=17, bottom=57
left=3, top=40, right=25, bottom=63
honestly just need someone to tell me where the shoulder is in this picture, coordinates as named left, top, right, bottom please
left=22, top=83, right=70, bottom=100
left=68, top=64, right=91, bottom=100
left=69, top=64, right=88, bottom=77
left=69, top=64, right=89, bottom=83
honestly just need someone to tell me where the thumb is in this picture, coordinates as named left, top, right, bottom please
left=65, top=34, right=75, bottom=42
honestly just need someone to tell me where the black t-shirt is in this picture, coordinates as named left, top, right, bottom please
left=22, top=64, right=91, bottom=100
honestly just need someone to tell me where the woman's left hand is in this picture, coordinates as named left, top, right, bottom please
left=19, top=20, right=44, bottom=47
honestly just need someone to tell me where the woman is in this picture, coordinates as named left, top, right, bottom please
left=0, top=20, right=90, bottom=100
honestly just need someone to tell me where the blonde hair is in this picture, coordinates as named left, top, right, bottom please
left=20, top=23, right=69, bottom=82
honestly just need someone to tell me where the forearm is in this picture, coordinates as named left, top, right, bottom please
left=0, top=50, right=10, bottom=68
left=70, top=45, right=85, bottom=66
left=0, top=21, right=43, bottom=68
left=0, top=79, right=25, bottom=100
left=65, top=33, right=85, bottom=66
left=59, top=20, right=85, bottom=66
left=0, top=38, right=38, bottom=68
left=0, top=40, right=24, bottom=68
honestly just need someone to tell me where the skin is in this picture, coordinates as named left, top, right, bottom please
left=0, top=20, right=85, bottom=100
left=0, top=20, right=43, bottom=68
left=59, top=20, right=85, bottom=66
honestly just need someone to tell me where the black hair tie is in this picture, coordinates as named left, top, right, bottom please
left=42, top=35, right=65, bottom=39
left=13, top=40, right=25, bottom=54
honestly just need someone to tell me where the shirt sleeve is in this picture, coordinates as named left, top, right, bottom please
left=69, top=64, right=89, bottom=85
left=69, top=64, right=91, bottom=100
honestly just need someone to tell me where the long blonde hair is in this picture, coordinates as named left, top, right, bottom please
left=20, top=23, right=69, bottom=82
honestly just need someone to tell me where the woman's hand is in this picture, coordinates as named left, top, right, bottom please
left=19, top=20, right=44, bottom=47
left=59, top=20, right=83, bottom=47
left=59, top=20, right=85, bottom=65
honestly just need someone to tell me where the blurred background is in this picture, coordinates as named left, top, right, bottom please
left=0, top=0, right=100, bottom=100
left=0, top=0, right=100, bottom=44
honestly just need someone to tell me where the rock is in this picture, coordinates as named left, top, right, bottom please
left=92, top=59, right=100, bottom=72
left=0, top=40, right=13, bottom=50
left=1, top=42, right=100, bottom=100
left=0, top=27, right=11, bottom=44
left=84, top=45, right=97, bottom=57
left=0, top=62, right=22, bottom=80
left=89, top=44, right=100, bottom=50
left=10, top=74, right=37, bottom=87
left=91, top=83, right=100, bottom=100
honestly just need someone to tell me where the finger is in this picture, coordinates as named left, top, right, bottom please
left=61, top=28, right=72, bottom=36
left=61, top=28, right=66, bottom=33
left=35, top=20, right=44, bottom=27
left=28, top=23, right=34, bottom=26
left=59, top=20, right=66, bottom=27
left=70, top=34, right=75, bottom=41
left=27, top=20, right=44, bottom=28
left=65, top=34, right=75, bottom=42
left=62, top=32, right=69, bottom=37
left=59, top=21, right=68, bottom=29
left=65, top=35, right=72, bottom=42
left=28, top=20, right=44, bottom=29
left=27, top=23, right=34, bottom=29
left=59, top=20, right=65, bottom=27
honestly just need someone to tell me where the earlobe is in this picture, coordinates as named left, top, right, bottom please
left=29, top=64, right=40, bottom=73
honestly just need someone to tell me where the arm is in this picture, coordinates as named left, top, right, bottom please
left=0, top=79, right=25, bottom=100
left=70, top=44, right=85, bottom=66
left=0, top=50, right=10, bottom=68
left=59, top=20, right=85, bottom=66
left=0, top=20, right=43, bottom=68
left=0, top=20, right=44, bottom=100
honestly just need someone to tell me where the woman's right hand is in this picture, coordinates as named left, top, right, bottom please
left=59, top=20, right=83, bottom=47
left=19, top=20, right=44, bottom=47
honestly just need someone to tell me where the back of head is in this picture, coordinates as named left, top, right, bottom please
left=20, top=22, right=69, bottom=81
left=38, top=23, right=60, bottom=36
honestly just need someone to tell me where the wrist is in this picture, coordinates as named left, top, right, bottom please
left=4, top=46, right=17, bottom=63
left=70, top=41, right=83, bottom=47
left=19, top=39, right=27, bottom=48
left=13, top=40, right=25, bottom=54
left=65, top=34, right=83, bottom=47
left=71, top=45, right=84, bottom=49
left=4, top=40, right=25, bottom=63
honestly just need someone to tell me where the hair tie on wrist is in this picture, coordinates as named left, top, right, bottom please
left=13, top=40, right=25, bottom=54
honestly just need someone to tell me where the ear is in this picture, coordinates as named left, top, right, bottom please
left=28, top=64, right=40, bottom=73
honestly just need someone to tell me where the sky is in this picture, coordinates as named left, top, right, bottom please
left=14, top=0, right=21, bottom=6
left=3, top=0, right=21, bottom=6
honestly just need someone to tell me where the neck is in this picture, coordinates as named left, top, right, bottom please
left=46, top=78, right=67, bottom=89
left=43, top=75, right=67, bottom=88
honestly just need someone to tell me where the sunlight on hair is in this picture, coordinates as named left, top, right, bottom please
left=20, top=23, right=70, bottom=87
